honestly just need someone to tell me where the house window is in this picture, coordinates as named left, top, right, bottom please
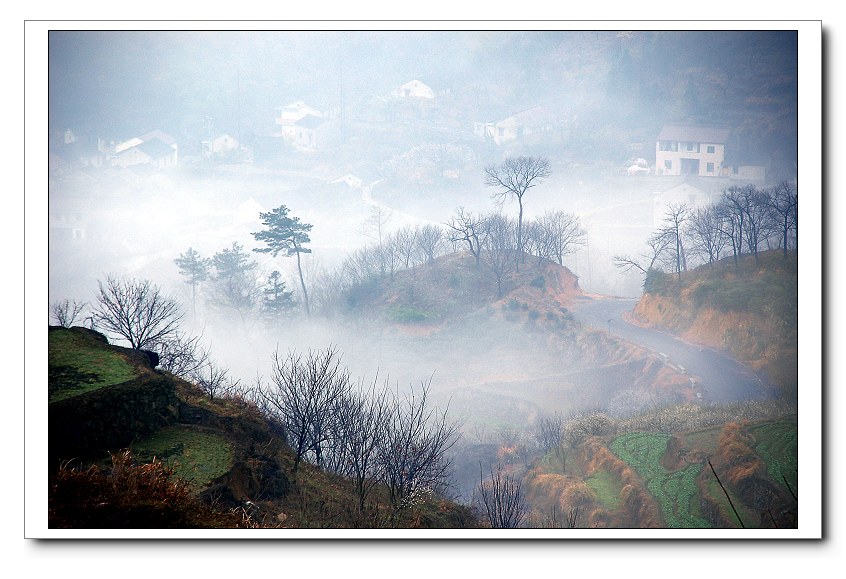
left=659, top=140, right=678, bottom=152
left=706, top=162, right=715, bottom=173
left=706, top=145, right=715, bottom=154
left=685, top=142, right=700, bottom=153
left=664, top=160, right=672, bottom=170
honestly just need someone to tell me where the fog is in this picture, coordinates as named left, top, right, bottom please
left=46, top=27, right=799, bottom=500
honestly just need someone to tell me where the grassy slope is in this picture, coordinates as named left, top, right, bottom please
left=48, top=327, right=137, bottom=402
left=47, top=326, right=478, bottom=529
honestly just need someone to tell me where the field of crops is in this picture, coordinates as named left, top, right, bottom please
left=610, top=432, right=710, bottom=528
left=749, top=421, right=799, bottom=496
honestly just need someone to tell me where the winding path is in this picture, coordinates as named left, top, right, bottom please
left=569, top=295, right=774, bottom=404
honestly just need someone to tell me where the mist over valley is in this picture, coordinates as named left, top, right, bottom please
left=42, top=27, right=806, bottom=531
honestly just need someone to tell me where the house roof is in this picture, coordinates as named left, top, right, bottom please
left=657, top=124, right=731, bottom=144
left=135, top=138, right=177, bottom=159
left=138, top=129, right=176, bottom=146
left=497, top=105, right=552, bottom=127
left=295, top=115, right=326, bottom=130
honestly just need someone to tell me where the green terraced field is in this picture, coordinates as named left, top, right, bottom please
left=610, top=432, right=711, bottom=528
left=749, top=421, right=799, bottom=496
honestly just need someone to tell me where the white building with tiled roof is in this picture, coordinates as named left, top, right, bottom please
left=655, top=124, right=731, bottom=177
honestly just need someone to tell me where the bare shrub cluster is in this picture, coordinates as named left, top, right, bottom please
left=253, top=346, right=462, bottom=520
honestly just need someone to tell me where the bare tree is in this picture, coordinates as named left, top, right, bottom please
left=529, top=210, right=586, bottom=266
left=416, top=223, right=446, bottom=265
left=191, top=360, right=240, bottom=400
left=656, top=202, right=691, bottom=281
left=685, top=204, right=729, bottom=267
left=390, top=225, right=419, bottom=269
left=378, top=379, right=462, bottom=520
left=770, top=181, right=799, bottom=257
left=475, top=462, right=527, bottom=529
left=91, top=276, right=183, bottom=350
left=613, top=233, right=673, bottom=276
left=257, top=346, right=352, bottom=474
left=485, top=156, right=551, bottom=270
left=153, top=330, right=211, bottom=378
left=481, top=213, right=517, bottom=298
left=327, top=378, right=390, bottom=514
left=718, top=186, right=749, bottom=266
left=50, top=298, right=87, bottom=328
left=533, top=411, right=566, bottom=469
left=768, top=180, right=798, bottom=258
left=445, top=207, right=488, bottom=266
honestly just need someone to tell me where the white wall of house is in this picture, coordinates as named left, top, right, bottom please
left=392, top=80, right=434, bottom=99
left=655, top=142, right=725, bottom=177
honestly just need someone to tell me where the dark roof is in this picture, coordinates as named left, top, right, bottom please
left=657, top=124, right=731, bottom=144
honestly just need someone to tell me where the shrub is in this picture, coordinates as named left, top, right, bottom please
left=643, top=269, right=672, bottom=295
left=389, top=305, right=432, bottom=324
left=530, top=275, right=545, bottom=289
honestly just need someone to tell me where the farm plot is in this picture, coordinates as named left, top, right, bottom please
left=610, top=432, right=710, bottom=528
left=749, top=421, right=798, bottom=495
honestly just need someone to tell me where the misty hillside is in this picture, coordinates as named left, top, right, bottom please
left=48, top=325, right=478, bottom=529
left=48, top=320, right=799, bottom=530
left=39, top=27, right=812, bottom=536
left=629, top=249, right=798, bottom=397
left=328, top=251, right=696, bottom=434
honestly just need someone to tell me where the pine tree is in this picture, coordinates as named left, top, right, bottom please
left=174, top=247, right=211, bottom=317
left=262, top=270, right=296, bottom=323
left=252, top=205, right=313, bottom=316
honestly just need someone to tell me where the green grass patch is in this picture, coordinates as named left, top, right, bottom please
left=749, top=421, right=798, bottom=495
left=132, top=425, right=234, bottom=491
left=388, top=304, right=436, bottom=324
left=611, top=432, right=711, bottom=528
left=49, top=329, right=137, bottom=403
left=586, top=469, right=624, bottom=510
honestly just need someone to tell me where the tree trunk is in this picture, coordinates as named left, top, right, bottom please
left=295, top=250, right=311, bottom=317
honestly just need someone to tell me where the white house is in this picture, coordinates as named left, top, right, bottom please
left=275, top=101, right=323, bottom=126
left=391, top=80, right=434, bottom=99
left=655, top=124, right=730, bottom=177
left=203, top=133, right=239, bottom=156
left=475, top=106, right=561, bottom=146
left=112, top=137, right=178, bottom=169
left=109, top=129, right=178, bottom=167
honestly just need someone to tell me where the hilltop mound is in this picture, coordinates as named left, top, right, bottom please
left=629, top=250, right=798, bottom=396
left=47, top=326, right=477, bottom=529
left=344, top=250, right=584, bottom=329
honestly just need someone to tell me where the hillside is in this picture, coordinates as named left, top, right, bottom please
left=628, top=250, right=798, bottom=398
left=521, top=404, right=798, bottom=529
left=47, top=326, right=477, bottom=529
left=335, top=252, right=696, bottom=426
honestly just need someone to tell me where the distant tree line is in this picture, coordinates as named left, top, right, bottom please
left=614, top=180, right=798, bottom=282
